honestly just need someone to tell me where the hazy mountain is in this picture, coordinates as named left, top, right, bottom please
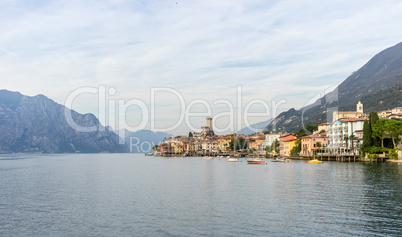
left=0, top=90, right=128, bottom=153
left=236, top=118, right=274, bottom=135
left=117, top=129, right=173, bottom=153
left=265, top=41, right=402, bottom=133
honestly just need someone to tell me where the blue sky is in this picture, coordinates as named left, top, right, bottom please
left=1, top=0, right=402, bottom=135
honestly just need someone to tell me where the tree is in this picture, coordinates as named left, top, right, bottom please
left=349, top=134, right=356, bottom=153
left=188, top=132, right=193, bottom=137
left=290, top=140, right=301, bottom=155
left=362, top=120, right=372, bottom=149
left=383, top=119, right=402, bottom=148
left=271, top=139, right=279, bottom=154
left=344, top=135, right=349, bottom=152
left=372, top=119, right=388, bottom=147
left=229, top=137, right=248, bottom=151
left=316, top=141, right=322, bottom=151
left=369, top=111, right=381, bottom=147
left=152, top=145, right=159, bottom=151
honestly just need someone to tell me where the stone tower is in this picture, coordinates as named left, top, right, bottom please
left=206, top=117, right=212, bottom=128
left=356, top=101, right=363, bottom=113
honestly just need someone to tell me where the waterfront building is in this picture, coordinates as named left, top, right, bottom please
left=327, top=117, right=367, bottom=154
left=283, top=138, right=299, bottom=156
left=262, top=133, right=281, bottom=149
left=218, top=136, right=231, bottom=152
left=279, top=134, right=298, bottom=156
left=300, top=133, right=328, bottom=156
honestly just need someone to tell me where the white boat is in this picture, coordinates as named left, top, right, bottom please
left=228, top=157, right=238, bottom=162
left=203, top=156, right=213, bottom=159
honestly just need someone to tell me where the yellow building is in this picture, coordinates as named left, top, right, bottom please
left=171, top=141, right=184, bottom=154
left=283, top=139, right=299, bottom=156
left=218, top=136, right=231, bottom=151
left=249, top=138, right=265, bottom=151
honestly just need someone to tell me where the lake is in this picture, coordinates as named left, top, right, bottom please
left=1, top=154, right=401, bottom=236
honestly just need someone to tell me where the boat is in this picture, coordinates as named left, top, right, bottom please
left=228, top=157, right=238, bottom=162
left=203, top=156, right=213, bottom=159
left=247, top=159, right=265, bottom=164
left=271, top=157, right=288, bottom=162
left=308, top=159, right=322, bottom=164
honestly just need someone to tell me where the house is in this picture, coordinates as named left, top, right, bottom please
left=300, top=133, right=328, bottom=156
left=279, top=134, right=298, bottom=156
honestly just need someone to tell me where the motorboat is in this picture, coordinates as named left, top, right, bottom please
left=271, top=157, right=288, bottom=162
left=247, top=158, right=265, bottom=164
left=228, top=157, right=238, bottom=162
left=308, top=159, right=322, bottom=164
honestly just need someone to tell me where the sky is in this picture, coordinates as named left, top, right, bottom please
left=1, top=0, right=402, bottom=135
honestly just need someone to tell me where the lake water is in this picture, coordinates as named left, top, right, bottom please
left=1, top=154, right=401, bottom=236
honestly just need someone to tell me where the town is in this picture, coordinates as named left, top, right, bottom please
left=153, top=102, right=402, bottom=160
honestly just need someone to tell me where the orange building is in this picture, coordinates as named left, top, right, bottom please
left=300, top=133, right=328, bottom=156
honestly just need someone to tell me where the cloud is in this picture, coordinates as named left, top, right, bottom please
left=1, top=0, right=402, bottom=135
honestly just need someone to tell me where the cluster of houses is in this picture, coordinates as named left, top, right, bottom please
left=157, top=102, right=402, bottom=157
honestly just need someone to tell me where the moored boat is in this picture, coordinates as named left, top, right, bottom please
left=308, top=159, right=322, bottom=164
left=247, top=158, right=265, bottom=164
left=228, top=157, right=238, bottom=162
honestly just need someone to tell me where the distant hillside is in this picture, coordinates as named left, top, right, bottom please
left=117, top=129, right=173, bottom=153
left=237, top=118, right=274, bottom=135
left=341, top=84, right=402, bottom=112
left=0, top=90, right=128, bottom=153
left=265, top=41, right=402, bottom=133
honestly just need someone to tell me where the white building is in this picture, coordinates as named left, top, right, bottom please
left=262, top=133, right=281, bottom=149
left=327, top=118, right=367, bottom=154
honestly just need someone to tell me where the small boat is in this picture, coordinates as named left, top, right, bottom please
left=308, top=159, right=322, bottom=164
left=203, top=156, right=213, bottom=159
left=271, top=157, right=288, bottom=162
left=228, top=158, right=238, bottom=162
left=247, top=158, right=265, bottom=164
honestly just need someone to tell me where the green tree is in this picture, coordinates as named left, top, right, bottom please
left=271, top=139, right=279, bottom=153
left=344, top=135, right=349, bottom=152
left=188, top=132, right=193, bottom=137
left=383, top=119, right=402, bottom=148
left=369, top=111, right=381, bottom=147
left=362, top=120, right=372, bottom=149
left=372, top=119, right=388, bottom=147
left=152, top=145, right=159, bottom=151
left=349, top=134, right=356, bottom=153
left=316, top=141, right=322, bottom=152
left=229, top=137, right=248, bottom=151
left=290, top=140, right=301, bottom=155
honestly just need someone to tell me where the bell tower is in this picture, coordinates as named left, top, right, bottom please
left=356, top=101, right=363, bottom=113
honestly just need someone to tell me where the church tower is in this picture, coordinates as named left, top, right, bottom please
left=356, top=101, right=363, bottom=113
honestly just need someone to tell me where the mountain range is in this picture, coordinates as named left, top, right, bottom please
left=0, top=90, right=128, bottom=153
left=264, top=41, right=402, bottom=133
left=236, top=118, right=274, bottom=135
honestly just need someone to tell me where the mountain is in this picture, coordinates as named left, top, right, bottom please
left=0, top=90, right=128, bottom=153
left=236, top=118, right=274, bottom=135
left=265, top=41, right=402, bottom=133
left=117, top=129, right=173, bottom=153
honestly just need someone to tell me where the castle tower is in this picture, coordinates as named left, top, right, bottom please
left=356, top=101, right=363, bottom=113
left=206, top=117, right=212, bottom=128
